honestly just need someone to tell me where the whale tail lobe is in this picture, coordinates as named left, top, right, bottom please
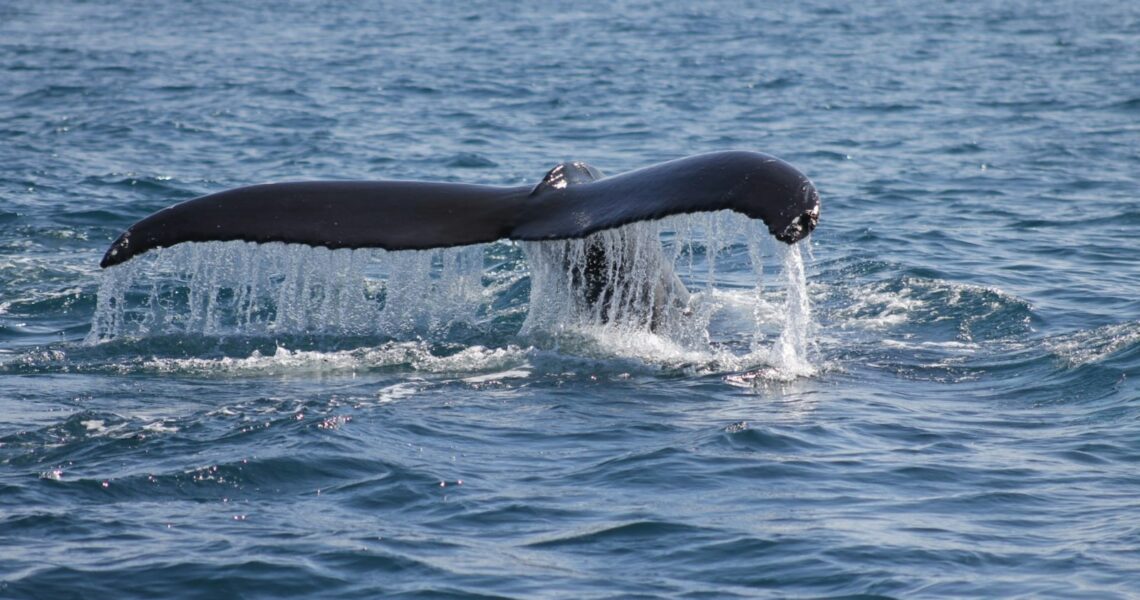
left=100, top=151, right=818, bottom=269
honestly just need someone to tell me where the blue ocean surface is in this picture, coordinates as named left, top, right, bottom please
left=2, top=1, right=1139, bottom=598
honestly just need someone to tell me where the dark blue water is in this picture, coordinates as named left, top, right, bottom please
left=3, top=1, right=1139, bottom=597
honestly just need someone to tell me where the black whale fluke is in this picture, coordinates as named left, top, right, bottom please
left=99, top=151, right=819, bottom=269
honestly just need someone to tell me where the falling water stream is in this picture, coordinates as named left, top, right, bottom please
left=87, top=212, right=815, bottom=379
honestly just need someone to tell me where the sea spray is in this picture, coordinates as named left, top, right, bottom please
left=720, top=242, right=816, bottom=385
left=86, top=242, right=484, bottom=342
left=87, top=212, right=817, bottom=377
left=769, top=243, right=815, bottom=376
left=522, top=219, right=684, bottom=335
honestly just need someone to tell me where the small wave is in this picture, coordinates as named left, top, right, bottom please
left=824, top=275, right=1035, bottom=342
left=525, top=520, right=710, bottom=548
left=1045, top=321, right=1140, bottom=368
left=13, top=84, right=89, bottom=103
left=444, top=152, right=498, bottom=168
left=1111, top=97, right=1140, bottom=112
left=80, top=173, right=192, bottom=198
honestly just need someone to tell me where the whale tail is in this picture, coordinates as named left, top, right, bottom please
left=100, top=151, right=818, bottom=269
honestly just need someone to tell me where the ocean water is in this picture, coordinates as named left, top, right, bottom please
left=2, top=1, right=1139, bottom=597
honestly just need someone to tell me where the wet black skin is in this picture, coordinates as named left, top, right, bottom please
left=101, top=151, right=819, bottom=269
left=100, top=152, right=818, bottom=324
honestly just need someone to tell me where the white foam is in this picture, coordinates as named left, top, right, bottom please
left=138, top=342, right=532, bottom=377
left=462, top=369, right=531, bottom=384
left=1047, top=321, right=1140, bottom=368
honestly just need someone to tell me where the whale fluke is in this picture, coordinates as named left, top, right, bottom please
left=100, top=151, right=819, bottom=269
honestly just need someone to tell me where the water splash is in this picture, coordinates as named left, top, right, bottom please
left=521, top=219, right=694, bottom=340
left=768, top=243, right=816, bottom=377
left=87, top=242, right=484, bottom=342
left=88, top=212, right=817, bottom=377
